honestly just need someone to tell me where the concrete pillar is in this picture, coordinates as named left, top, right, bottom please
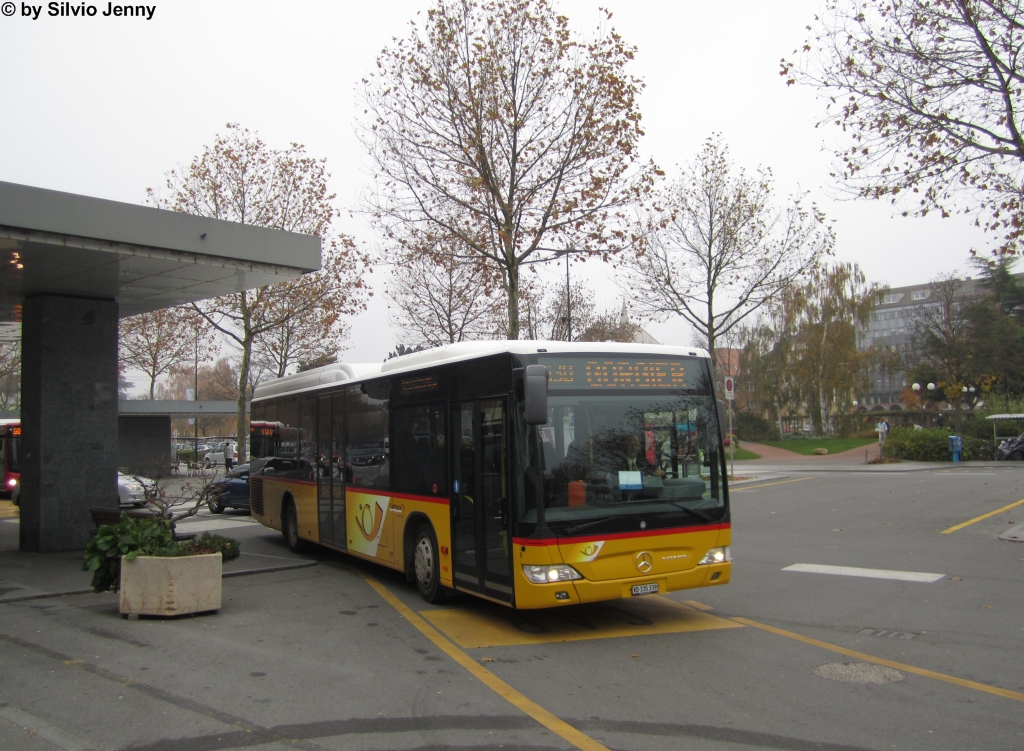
left=20, top=295, right=118, bottom=552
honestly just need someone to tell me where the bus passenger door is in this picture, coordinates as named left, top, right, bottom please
left=450, top=399, right=513, bottom=603
left=317, top=394, right=347, bottom=550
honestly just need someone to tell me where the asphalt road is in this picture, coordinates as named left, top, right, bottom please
left=1, top=466, right=1022, bottom=751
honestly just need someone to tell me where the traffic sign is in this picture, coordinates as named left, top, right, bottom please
left=724, top=377, right=735, bottom=401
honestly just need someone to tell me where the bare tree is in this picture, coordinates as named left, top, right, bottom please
left=782, top=0, right=1024, bottom=253
left=386, top=236, right=503, bottom=346
left=118, top=306, right=214, bottom=400
left=623, top=136, right=834, bottom=371
left=360, top=0, right=656, bottom=338
left=149, top=124, right=370, bottom=462
left=0, top=342, right=20, bottom=411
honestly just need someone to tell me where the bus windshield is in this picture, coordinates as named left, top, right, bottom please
left=523, top=393, right=725, bottom=529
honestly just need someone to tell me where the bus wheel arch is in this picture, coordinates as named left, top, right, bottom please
left=403, top=513, right=431, bottom=582
left=411, top=521, right=448, bottom=603
left=281, top=494, right=309, bottom=554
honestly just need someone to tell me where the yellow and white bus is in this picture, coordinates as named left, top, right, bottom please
left=249, top=341, right=731, bottom=608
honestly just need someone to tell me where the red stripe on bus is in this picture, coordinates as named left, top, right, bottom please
left=346, top=486, right=450, bottom=506
left=513, top=522, right=730, bottom=547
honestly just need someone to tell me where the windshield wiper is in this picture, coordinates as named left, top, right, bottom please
left=562, top=516, right=615, bottom=535
left=663, top=502, right=716, bottom=522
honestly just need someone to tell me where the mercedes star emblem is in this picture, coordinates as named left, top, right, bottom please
left=636, top=551, right=653, bottom=573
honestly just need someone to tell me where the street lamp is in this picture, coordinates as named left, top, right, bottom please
left=912, top=382, right=937, bottom=425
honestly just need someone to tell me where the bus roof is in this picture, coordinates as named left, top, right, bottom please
left=252, top=340, right=710, bottom=402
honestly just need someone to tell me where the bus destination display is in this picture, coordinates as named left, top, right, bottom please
left=538, top=357, right=690, bottom=389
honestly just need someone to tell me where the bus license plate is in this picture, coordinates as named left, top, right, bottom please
left=631, top=583, right=659, bottom=596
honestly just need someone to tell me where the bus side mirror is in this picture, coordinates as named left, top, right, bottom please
left=525, top=365, right=549, bottom=425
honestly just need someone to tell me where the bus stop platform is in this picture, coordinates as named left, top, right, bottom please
left=0, top=508, right=317, bottom=604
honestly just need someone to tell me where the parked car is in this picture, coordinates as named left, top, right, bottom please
left=209, top=464, right=250, bottom=514
left=117, top=472, right=157, bottom=508
left=203, top=442, right=238, bottom=468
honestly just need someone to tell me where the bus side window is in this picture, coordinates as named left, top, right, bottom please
left=393, top=404, right=446, bottom=497
left=347, top=383, right=390, bottom=491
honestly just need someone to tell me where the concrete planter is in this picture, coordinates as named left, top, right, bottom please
left=119, top=553, right=222, bottom=617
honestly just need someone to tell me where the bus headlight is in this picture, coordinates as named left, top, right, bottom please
left=522, top=564, right=583, bottom=584
left=699, top=546, right=731, bottom=565
left=7, top=478, right=16, bottom=487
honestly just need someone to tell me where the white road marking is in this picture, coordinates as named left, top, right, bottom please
left=783, top=563, right=945, bottom=583
left=0, top=705, right=96, bottom=751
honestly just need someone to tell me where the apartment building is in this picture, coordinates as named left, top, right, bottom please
left=857, top=276, right=1005, bottom=411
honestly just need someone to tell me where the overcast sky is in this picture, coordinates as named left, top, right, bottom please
left=0, top=0, right=989, bottom=378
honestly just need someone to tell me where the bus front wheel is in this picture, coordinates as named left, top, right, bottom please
left=282, top=499, right=309, bottom=554
left=413, top=524, right=448, bottom=603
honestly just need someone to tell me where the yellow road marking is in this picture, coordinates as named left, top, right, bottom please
left=733, top=617, right=1024, bottom=703
left=940, top=498, right=1024, bottom=534
left=420, top=595, right=740, bottom=649
left=683, top=600, right=714, bottom=611
left=732, top=477, right=815, bottom=492
left=358, top=572, right=612, bottom=751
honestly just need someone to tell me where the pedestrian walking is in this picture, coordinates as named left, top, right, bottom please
left=224, top=441, right=235, bottom=470
left=876, top=419, right=887, bottom=447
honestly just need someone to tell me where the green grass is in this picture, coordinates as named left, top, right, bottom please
left=728, top=447, right=762, bottom=461
left=757, top=438, right=877, bottom=456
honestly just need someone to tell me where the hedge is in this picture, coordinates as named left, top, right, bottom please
left=882, top=427, right=994, bottom=462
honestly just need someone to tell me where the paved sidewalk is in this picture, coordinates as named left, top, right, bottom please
left=0, top=510, right=317, bottom=604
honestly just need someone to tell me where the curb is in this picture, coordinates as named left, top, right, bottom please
left=0, top=559, right=320, bottom=604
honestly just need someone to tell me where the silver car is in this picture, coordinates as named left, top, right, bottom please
left=117, top=472, right=156, bottom=508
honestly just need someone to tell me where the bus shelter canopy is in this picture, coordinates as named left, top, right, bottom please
left=0, top=181, right=321, bottom=341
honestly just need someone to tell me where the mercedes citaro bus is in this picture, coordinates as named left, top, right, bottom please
left=249, top=341, right=731, bottom=608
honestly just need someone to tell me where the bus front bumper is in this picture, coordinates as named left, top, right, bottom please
left=514, top=562, right=731, bottom=609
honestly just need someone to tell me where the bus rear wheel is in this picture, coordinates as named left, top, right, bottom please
left=282, top=499, right=309, bottom=554
left=413, top=523, right=447, bottom=603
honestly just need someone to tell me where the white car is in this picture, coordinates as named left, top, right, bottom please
left=117, top=472, right=157, bottom=508
left=203, top=443, right=238, bottom=468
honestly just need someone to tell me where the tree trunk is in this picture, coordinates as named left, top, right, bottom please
left=236, top=292, right=252, bottom=465
left=506, top=263, right=520, bottom=340
left=817, top=323, right=829, bottom=436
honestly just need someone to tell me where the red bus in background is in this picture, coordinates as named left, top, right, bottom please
left=0, top=419, right=21, bottom=497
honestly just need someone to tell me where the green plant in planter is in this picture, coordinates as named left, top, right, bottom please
left=177, top=532, right=241, bottom=562
left=82, top=514, right=176, bottom=593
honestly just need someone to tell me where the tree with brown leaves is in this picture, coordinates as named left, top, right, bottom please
left=149, top=125, right=370, bottom=462
left=385, top=235, right=503, bottom=347
left=360, top=0, right=656, bottom=338
left=782, top=0, right=1024, bottom=254
left=118, top=306, right=213, bottom=400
